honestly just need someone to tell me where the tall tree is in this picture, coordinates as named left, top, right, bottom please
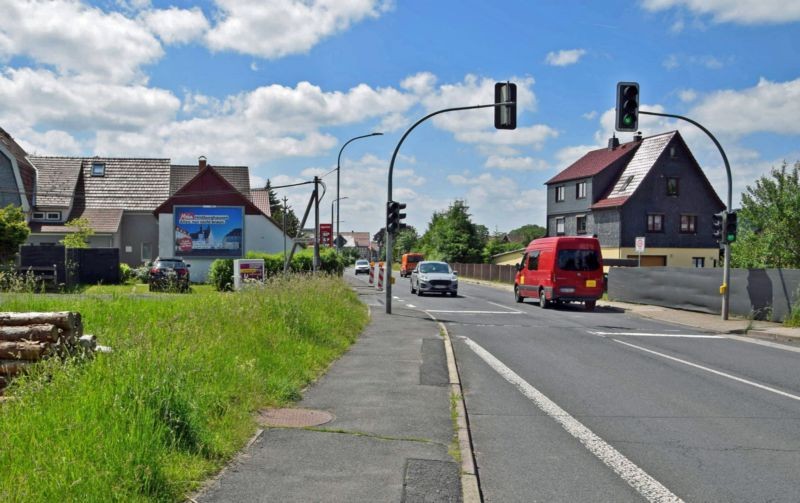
left=0, top=204, right=30, bottom=264
left=507, top=223, right=547, bottom=244
left=420, top=200, right=487, bottom=263
left=393, top=226, right=419, bottom=258
left=731, top=161, right=800, bottom=269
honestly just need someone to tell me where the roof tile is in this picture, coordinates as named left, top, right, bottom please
left=546, top=140, right=639, bottom=185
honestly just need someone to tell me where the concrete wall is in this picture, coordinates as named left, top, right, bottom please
left=119, top=212, right=159, bottom=266
left=608, top=266, right=800, bottom=321
left=158, top=213, right=287, bottom=282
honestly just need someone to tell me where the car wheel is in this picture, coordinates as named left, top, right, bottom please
left=514, top=285, right=523, bottom=303
left=410, top=281, right=416, bottom=294
left=585, top=300, right=596, bottom=311
left=417, top=285, right=423, bottom=297
left=451, top=291, right=458, bottom=297
left=539, top=288, right=550, bottom=309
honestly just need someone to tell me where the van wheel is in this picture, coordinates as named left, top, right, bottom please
left=514, top=285, right=523, bottom=303
left=539, top=289, right=550, bottom=309
left=585, top=300, right=596, bottom=311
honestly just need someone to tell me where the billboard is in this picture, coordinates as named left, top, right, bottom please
left=174, top=206, right=244, bottom=257
left=319, top=223, right=333, bottom=247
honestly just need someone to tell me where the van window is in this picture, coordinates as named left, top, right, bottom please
left=557, top=249, right=600, bottom=271
left=407, top=255, right=422, bottom=263
left=527, top=251, right=540, bottom=271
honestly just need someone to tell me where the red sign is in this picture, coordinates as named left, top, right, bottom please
left=178, top=236, right=193, bottom=253
left=319, top=224, right=333, bottom=247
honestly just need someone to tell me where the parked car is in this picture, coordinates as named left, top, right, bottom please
left=400, top=253, right=424, bottom=277
left=148, top=257, right=191, bottom=292
left=513, top=236, right=603, bottom=310
left=410, top=261, right=458, bottom=296
left=354, top=259, right=371, bottom=275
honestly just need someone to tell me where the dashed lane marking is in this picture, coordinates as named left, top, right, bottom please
left=486, top=301, right=522, bottom=313
left=589, top=331, right=723, bottom=339
left=425, top=310, right=522, bottom=315
left=462, top=337, right=683, bottom=503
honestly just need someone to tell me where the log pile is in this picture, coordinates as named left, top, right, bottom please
left=0, top=312, right=85, bottom=396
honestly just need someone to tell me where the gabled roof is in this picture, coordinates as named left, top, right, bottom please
left=250, top=188, right=272, bottom=217
left=546, top=139, right=639, bottom=185
left=170, top=164, right=251, bottom=197
left=591, top=131, right=676, bottom=209
left=28, top=156, right=83, bottom=208
left=28, top=208, right=123, bottom=234
left=0, top=127, right=36, bottom=204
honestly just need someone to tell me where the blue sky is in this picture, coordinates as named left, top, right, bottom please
left=1, top=0, right=798, bottom=235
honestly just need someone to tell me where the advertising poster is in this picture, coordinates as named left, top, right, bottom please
left=319, top=223, right=333, bottom=247
left=174, top=206, right=244, bottom=257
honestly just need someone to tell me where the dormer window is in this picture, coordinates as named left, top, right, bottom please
left=91, top=162, right=106, bottom=177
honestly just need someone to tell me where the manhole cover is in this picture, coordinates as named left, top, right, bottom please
left=258, top=408, right=334, bottom=427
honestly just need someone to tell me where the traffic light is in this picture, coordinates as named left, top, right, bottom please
left=712, top=211, right=725, bottom=243
left=387, top=201, right=407, bottom=234
left=615, top=82, right=639, bottom=132
left=725, top=211, right=738, bottom=243
left=494, top=82, right=517, bottom=130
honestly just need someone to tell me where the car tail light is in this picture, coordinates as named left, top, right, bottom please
left=150, top=267, right=158, bottom=274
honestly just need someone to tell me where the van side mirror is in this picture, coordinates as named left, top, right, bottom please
left=516, top=263, right=523, bottom=271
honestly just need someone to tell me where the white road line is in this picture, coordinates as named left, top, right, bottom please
left=486, top=300, right=522, bottom=313
left=406, top=304, right=416, bottom=308
left=426, top=310, right=522, bottom=315
left=462, top=337, right=682, bottom=503
left=589, top=331, right=723, bottom=339
left=614, top=339, right=800, bottom=403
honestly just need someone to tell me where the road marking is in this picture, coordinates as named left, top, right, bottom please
left=406, top=304, right=416, bottom=308
left=614, top=339, right=800, bottom=403
left=486, top=301, right=522, bottom=313
left=426, top=310, right=522, bottom=315
left=462, top=337, right=682, bottom=503
left=589, top=331, right=723, bottom=339
left=393, top=296, right=401, bottom=300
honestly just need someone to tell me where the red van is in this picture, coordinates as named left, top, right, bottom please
left=513, top=236, right=604, bottom=311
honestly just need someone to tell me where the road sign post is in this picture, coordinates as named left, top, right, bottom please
left=635, top=236, right=645, bottom=267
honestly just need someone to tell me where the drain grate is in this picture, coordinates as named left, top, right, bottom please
left=258, top=408, right=334, bottom=428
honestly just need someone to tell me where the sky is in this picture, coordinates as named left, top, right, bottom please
left=1, top=0, right=799, bottom=237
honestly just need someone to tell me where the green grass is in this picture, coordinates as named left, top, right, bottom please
left=0, top=275, right=368, bottom=502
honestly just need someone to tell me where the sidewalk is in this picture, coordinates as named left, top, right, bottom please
left=195, top=277, right=461, bottom=502
left=460, top=278, right=800, bottom=346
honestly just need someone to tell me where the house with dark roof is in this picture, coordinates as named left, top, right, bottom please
left=0, top=128, right=35, bottom=214
left=545, top=131, right=725, bottom=267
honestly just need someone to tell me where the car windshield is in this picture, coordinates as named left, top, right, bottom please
left=557, top=249, right=600, bottom=271
left=356, top=260, right=368, bottom=265
left=156, top=260, right=185, bottom=268
left=419, top=262, right=450, bottom=274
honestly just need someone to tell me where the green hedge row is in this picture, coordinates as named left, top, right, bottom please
left=208, top=249, right=345, bottom=291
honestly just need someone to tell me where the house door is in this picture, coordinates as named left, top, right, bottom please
left=627, top=255, right=667, bottom=267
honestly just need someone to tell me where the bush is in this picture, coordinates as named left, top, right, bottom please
left=208, top=259, right=234, bottom=291
left=244, top=249, right=345, bottom=277
left=119, top=263, right=133, bottom=283
left=132, top=266, right=150, bottom=284
left=0, top=269, right=39, bottom=293
left=786, top=293, right=800, bottom=327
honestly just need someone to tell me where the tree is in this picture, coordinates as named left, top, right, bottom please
left=60, top=217, right=94, bottom=248
left=265, top=180, right=299, bottom=237
left=393, top=226, right=419, bottom=258
left=419, top=200, right=487, bottom=263
left=507, top=223, right=547, bottom=244
left=0, top=204, right=29, bottom=264
left=731, top=161, right=800, bottom=269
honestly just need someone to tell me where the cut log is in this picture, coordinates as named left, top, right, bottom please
left=0, top=359, right=33, bottom=377
left=0, top=324, right=60, bottom=343
left=0, top=312, right=82, bottom=336
left=0, top=341, right=51, bottom=360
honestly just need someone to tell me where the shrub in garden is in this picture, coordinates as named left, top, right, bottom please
left=208, top=258, right=234, bottom=291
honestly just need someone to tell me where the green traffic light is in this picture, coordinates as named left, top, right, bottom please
left=623, top=114, right=634, bottom=126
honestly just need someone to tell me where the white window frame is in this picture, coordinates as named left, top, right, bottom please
left=32, top=212, right=45, bottom=220
left=91, top=162, right=106, bottom=177
left=555, top=186, right=565, bottom=202
left=46, top=211, right=61, bottom=221
left=576, top=215, right=587, bottom=234
left=576, top=181, right=587, bottom=199
left=556, top=217, right=565, bottom=235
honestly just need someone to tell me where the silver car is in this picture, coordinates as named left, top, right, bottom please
left=354, top=259, right=371, bottom=275
left=410, top=261, right=458, bottom=296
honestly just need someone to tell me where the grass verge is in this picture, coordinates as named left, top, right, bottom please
left=0, top=274, right=367, bottom=502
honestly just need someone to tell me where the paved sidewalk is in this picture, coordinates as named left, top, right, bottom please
left=461, top=278, right=800, bottom=345
left=196, top=277, right=461, bottom=503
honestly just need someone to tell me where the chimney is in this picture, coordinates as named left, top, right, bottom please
left=633, top=131, right=643, bottom=142
left=198, top=156, right=207, bottom=170
left=607, top=134, right=620, bottom=150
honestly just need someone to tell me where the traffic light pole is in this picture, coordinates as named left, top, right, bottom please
left=385, top=101, right=514, bottom=314
left=640, top=110, right=733, bottom=320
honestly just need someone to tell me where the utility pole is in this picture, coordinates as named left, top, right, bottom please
left=282, top=196, right=288, bottom=274
left=313, top=176, right=320, bottom=273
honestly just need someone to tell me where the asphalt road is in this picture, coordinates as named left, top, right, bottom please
left=355, top=271, right=800, bottom=502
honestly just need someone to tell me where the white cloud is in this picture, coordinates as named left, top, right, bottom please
left=544, top=49, right=586, bottom=67
left=206, top=0, right=390, bottom=58
left=0, top=0, right=163, bottom=83
left=663, top=54, right=679, bottom=70
left=455, top=125, right=558, bottom=149
left=140, top=7, right=209, bottom=45
left=582, top=111, right=598, bottom=120
left=401, top=72, right=437, bottom=95
left=678, top=89, right=698, bottom=102
left=485, top=155, right=549, bottom=171
left=641, top=0, right=800, bottom=25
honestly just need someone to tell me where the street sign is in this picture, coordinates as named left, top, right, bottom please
left=319, top=223, right=333, bottom=247
left=635, top=236, right=646, bottom=253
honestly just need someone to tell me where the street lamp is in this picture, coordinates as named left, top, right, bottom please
left=332, top=196, right=349, bottom=247
left=336, top=132, right=383, bottom=253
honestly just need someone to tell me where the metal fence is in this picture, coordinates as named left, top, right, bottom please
left=19, top=245, right=120, bottom=286
left=451, top=263, right=517, bottom=284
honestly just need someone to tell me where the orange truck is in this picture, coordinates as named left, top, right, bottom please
left=400, top=253, right=424, bottom=277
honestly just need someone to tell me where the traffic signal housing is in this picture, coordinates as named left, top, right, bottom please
left=387, top=201, right=407, bottom=234
left=712, top=211, right=725, bottom=244
left=494, top=82, right=517, bottom=130
left=615, top=82, right=639, bottom=132
left=725, top=211, right=738, bottom=243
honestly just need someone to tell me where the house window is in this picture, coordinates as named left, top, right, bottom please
left=141, top=242, right=152, bottom=262
left=576, top=215, right=587, bottom=234
left=556, top=217, right=565, bottom=235
left=527, top=251, right=540, bottom=270
left=576, top=181, right=587, bottom=199
left=647, top=214, right=664, bottom=232
left=46, top=212, right=61, bottom=220
left=91, top=162, right=106, bottom=177
left=666, top=177, right=679, bottom=196
left=621, top=175, right=635, bottom=191
left=555, top=186, right=565, bottom=202
left=33, top=212, right=45, bottom=220
left=692, top=257, right=705, bottom=268
left=680, top=214, right=696, bottom=233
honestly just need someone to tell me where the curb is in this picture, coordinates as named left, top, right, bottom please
left=437, top=320, right=482, bottom=503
